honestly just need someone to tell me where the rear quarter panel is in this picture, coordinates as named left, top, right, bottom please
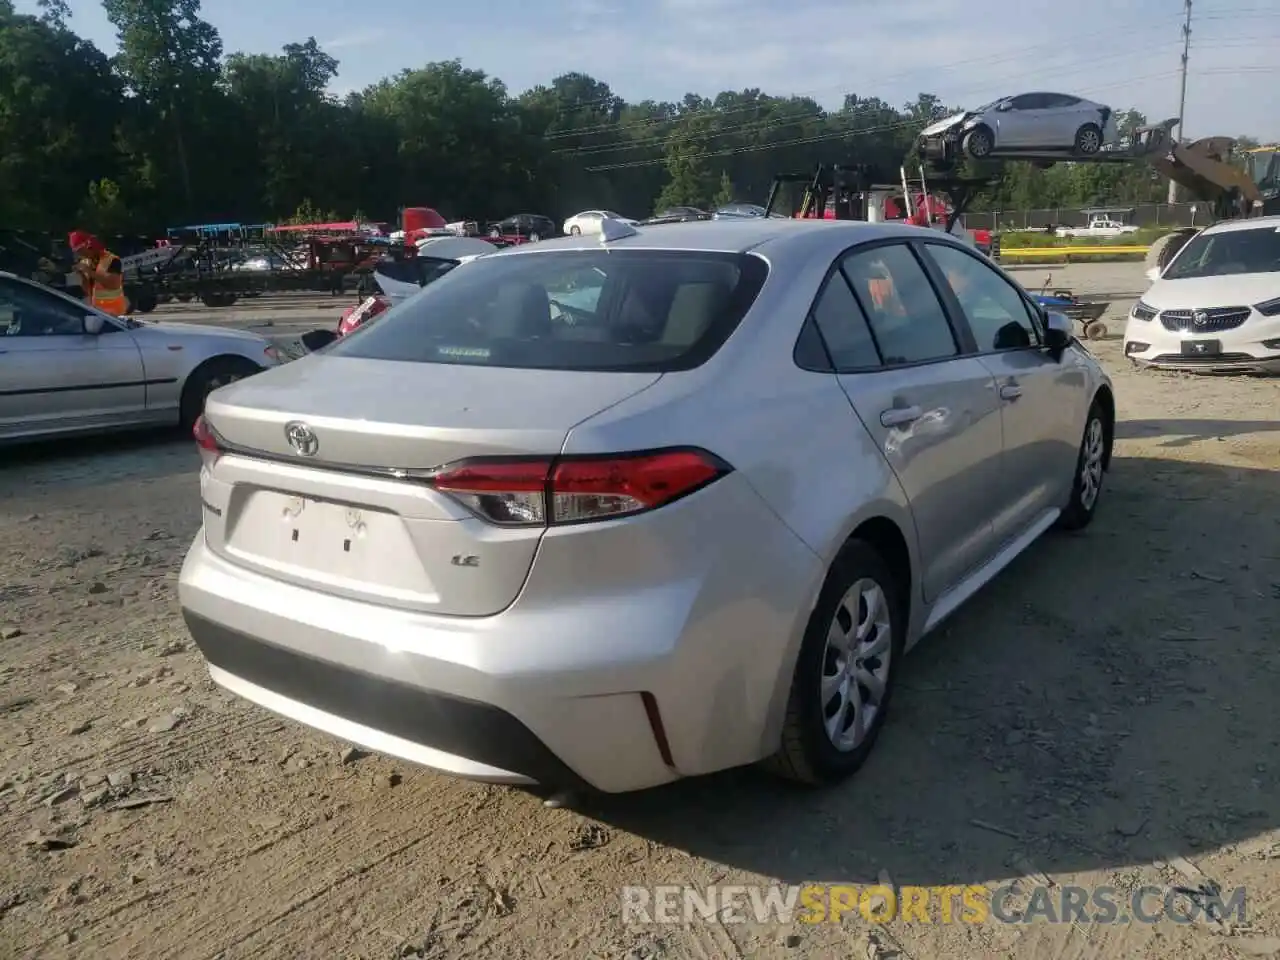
left=560, top=246, right=926, bottom=760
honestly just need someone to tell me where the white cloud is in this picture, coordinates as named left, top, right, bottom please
left=319, top=28, right=391, bottom=52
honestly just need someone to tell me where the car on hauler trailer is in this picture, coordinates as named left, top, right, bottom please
left=178, top=218, right=1114, bottom=796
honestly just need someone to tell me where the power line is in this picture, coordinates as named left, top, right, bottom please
left=552, top=41, right=1239, bottom=160
left=581, top=69, right=1189, bottom=172
left=538, top=5, right=1277, bottom=139
left=559, top=40, right=1276, bottom=165
left=543, top=11, right=1189, bottom=142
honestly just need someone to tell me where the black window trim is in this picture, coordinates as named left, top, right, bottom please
left=792, top=237, right=975, bottom=375
left=914, top=238, right=1047, bottom=356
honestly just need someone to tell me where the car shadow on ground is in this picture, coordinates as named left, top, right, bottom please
left=580, top=454, right=1280, bottom=889
left=0, top=428, right=195, bottom=494
left=1117, top=418, right=1280, bottom=447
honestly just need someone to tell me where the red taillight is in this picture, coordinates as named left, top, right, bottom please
left=427, top=449, right=730, bottom=526
left=192, top=414, right=222, bottom=470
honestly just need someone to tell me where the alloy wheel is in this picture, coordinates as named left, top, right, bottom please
left=820, top=578, right=893, bottom=752
left=1080, top=417, right=1105, bottom=510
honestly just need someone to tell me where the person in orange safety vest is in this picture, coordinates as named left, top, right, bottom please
left=68, top=230, right=127, bottom=316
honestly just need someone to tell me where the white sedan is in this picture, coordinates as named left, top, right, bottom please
left=562, top=210, right=635, bottom=236
left=1123, top=215, right=1280, bottom=373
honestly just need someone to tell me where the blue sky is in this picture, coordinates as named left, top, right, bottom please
left=24, top=0, right=1280, bottom=139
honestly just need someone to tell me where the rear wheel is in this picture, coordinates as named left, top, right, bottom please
left=963, top=125, right=994, bottom=159
left=1084, top=321, right=1107, bottom=340
left=1073, top=123, right=1103, bottom=155
left=179, top=356, right=261, bottom=431
left=127, top=287, right=158, bottom=313
left=765, top=540, right=905, bottom=785
left=1056, top=402, right=1108, bottom=531
left=569, top=225, right=581, bottom=236
left=200, top=291, right=239, bottom=308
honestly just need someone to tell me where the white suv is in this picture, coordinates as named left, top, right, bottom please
left=1124, top=216, right=1280, bottom=373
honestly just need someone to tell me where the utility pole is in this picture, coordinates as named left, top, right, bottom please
left=1168, top=0, right=1192, bottom=203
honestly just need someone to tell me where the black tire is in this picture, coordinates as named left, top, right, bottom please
left=569, top=225, right=581, bottom=236
left=179, top=356, right=261, bottom=431
left=128, top=287, right=159, bottom=313
left=963, top=125, right=994, bottom=159
left=301, top=329, right=337, bottom=352
left=200, top=291, right=240, bottom=308
left=1056, top=400, right=1109, bottom=531
left=765, top=539, right=906, bottom=785
left=1151, top=228, right=1197, bottom=272
left=1073, top=123, right=1103, bottom=155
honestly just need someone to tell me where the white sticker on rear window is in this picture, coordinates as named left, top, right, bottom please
left=436, top=345, right=490, bottom=360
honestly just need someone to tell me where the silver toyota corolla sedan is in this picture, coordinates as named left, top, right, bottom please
left=179, top=218, right=1114, bottom=795
left=0, top=272, right=281, bottom=443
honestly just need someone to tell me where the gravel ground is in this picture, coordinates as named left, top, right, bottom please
left=1, top=265, right=1278, bottom=960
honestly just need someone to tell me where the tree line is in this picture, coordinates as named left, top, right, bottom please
left=0, top=0, right=1263, bottom=236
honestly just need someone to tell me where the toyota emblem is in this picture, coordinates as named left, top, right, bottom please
left=284, top=421, right=318, bottom=457
left=1193, top=311, right=1209, bottom=326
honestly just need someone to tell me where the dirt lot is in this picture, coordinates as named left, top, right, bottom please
left=2, top=269, right=1278, bottom=960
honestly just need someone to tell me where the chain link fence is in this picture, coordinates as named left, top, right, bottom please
left=965, top=202, right=1210, bottom=232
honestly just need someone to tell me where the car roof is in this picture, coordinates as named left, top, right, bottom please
left=491, top=217, right=949, bottom=260
left=1198, top=215, right=1280, bottom=235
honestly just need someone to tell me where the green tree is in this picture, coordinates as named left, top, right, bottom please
left=0, top=5, right=124, bottom=228
left=101, top=0, right=225, bottom=216
left=712, top=170, right=734, bottom=207
left=0, top=5, right=1259, bottom=242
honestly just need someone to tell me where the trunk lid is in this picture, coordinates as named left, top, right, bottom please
left=200, top=355, right=662, bottom=616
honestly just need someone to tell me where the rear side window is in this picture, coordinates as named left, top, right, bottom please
left=840, top=245, right=959, bottom=365
left=329, top=249, right=769, bottom=372
left=808, top=272, right=880, bottom=370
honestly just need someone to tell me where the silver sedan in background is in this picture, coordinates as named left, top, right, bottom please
left=919, top=91, right=1120, bottom=164
left=179, top=219, right=1114, bottom=796
left=0, top=271, right=281, bottom=444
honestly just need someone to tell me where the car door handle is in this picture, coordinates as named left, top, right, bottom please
left=880, top=405, right=923, bottom=427
left=999, top=384, right=1023, bottom=400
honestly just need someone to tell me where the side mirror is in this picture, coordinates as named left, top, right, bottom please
left=83, top=314, right=105, bottom=335
left=1145, top=266, right=1161, bottom=283
left=1043, top=311, right=1073, bottom=360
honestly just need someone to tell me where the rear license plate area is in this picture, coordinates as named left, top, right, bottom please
left=227, top=489, right=424, bottom=593
left=1182, top=339, right=1221, bottom=356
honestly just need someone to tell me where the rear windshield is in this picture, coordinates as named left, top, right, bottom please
left=328, top=248, right=769, bottom=372
left=1163, top=226, right=1280, bottom=279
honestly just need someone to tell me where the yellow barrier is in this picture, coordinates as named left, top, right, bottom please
left=1000, top=245, right=1150, bottom=257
